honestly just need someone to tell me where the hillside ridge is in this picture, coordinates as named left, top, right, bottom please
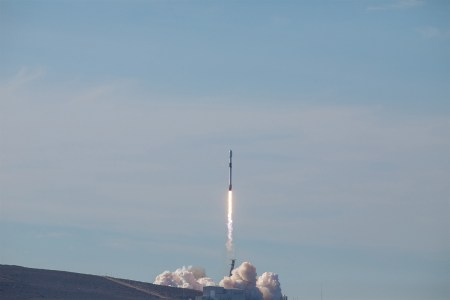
left=0, top=264, right=202, bottom=300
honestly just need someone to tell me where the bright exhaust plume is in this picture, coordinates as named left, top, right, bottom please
left=226, top=190, right=233, bottom=253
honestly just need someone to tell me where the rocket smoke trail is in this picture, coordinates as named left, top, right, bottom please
left=226, top=150, right=234, bottom=253
left=226, top=190, right=233, bottom=252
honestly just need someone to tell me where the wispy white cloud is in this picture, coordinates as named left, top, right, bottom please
left=417, top=26, right=450, bottom=39
left=0, top=66, right=45, bottom=97
left=270, top=15, right=291, bottom=27
left=367, top=0, right=424, bottom=11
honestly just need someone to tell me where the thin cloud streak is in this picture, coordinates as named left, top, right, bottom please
left=0, top=66, right=45, bottom=96
left=417, top=26, right=450, bottom=39
left=367, top=0, right=424, bottom=11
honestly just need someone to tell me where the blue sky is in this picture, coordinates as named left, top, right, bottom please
left=0, top=0, right=449, bottom=299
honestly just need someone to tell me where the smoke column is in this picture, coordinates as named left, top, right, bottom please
left=226, top=190, right=233, bottom=253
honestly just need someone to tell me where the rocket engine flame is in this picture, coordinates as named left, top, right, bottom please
left=226, top=190, right=233, bottom=253
left=226, top=150, right=234, bottom=254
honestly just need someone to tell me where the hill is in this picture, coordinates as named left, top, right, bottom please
left=0, top=264, right=202, bottom=300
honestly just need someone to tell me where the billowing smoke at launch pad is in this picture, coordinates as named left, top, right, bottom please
left=154, top=262, right=282, bottom=300
left=153, top=151, right=282, bottom=300
left=153, top=266, right=215, bottom=291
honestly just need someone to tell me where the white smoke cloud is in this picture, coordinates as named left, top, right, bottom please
left=220, top=262, right=263, bottom=300
left=154, top=262, right=282, bottom=300
left=256, top=272, right=282, bottom=300
left=153, top=266, right=215, bottom=291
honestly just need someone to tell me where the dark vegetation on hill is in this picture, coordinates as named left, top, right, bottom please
left=0, top=265, right=202, bottom=300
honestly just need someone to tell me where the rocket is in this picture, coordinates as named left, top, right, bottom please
left=228, top=150, right=232, bottom=191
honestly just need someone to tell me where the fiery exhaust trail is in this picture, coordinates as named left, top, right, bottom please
left=226, top=190, right=233, bottom=253
left=226, top=150, right=234, bottom=254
